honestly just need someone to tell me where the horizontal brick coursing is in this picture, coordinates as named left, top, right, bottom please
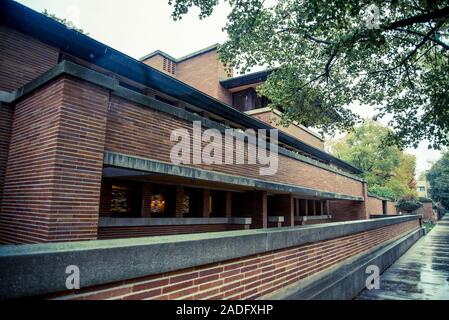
left=416, top=202, right=435, bottom=222
left=387, top=201, right=397, bottom=215
left=0, top=26, right=59, bottom=92
left=104, top=96, right=364, bottom=197
left=367, top=197, right=397, bottom=216
left=0, top=76, right=109, bottom=243
left=252, top=110, right=325, bottom=150
left=0, top=105, right=13, bottom=203
left=329, top=200, right=366, bottom=222
left=47, top=219, right=419, bottom=300
left=176, top=50, right=233, bottom=105
left=367, top=197, right=384, bottom=215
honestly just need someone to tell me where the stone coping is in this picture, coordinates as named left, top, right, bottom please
left=268, top=216, right=285, bottom=223
left=295, top=215, right=333, bottom=221
left=99, top=217, right=252, bottom=227
left=104, top=151, right=365, bottom=202
left=0, top=215, right=420, bottom=299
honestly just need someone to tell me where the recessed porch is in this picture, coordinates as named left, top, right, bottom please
left=97, top=164, right=363, bottom=239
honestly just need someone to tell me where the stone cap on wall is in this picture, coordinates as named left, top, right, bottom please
left=99, top=217, right=252, bottom=227
left=0, top=215, right=421, bottom=299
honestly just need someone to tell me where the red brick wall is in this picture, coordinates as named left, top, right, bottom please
left=47, top=219, right=419, bottom=300
left=251, top=110, right=325, bottom=150
left=0, top=26, right=59, bottom=92
left=330, top=200, right=366, bottom=222
left=142, top=49, right=233, bottom=105
left=387, top=201, right=397, bottom=215
left=176, top=50, right=233, bottom=105
left=367, top=196, right=383, bottom=215
left=0, top=104, right=13, bottom=203
left=0, top=76, right=109, bottom=243
left=104, top=96, right=364, bottom=198
left=417, top=202, right=435, bottom=222
left=367, top=197, right=398, bottom=216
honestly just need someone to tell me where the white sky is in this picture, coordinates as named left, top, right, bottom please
left=17, top=0, right=443, bottom=176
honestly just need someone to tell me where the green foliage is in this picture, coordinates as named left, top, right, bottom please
left=368, top=186, right=397, bottom=201
left=42, top=9, right=88, bottom=35
left=396, top=196, right=423, bottom=212
left=169, top=0, right=449, bottom=149
left=330, top=120, right=416, bottom=199
left=427, top=151, right=449, bottom=209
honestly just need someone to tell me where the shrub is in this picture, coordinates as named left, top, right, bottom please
left=396, top=196, right=423, bottom=212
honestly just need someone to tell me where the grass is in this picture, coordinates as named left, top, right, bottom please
left=424, top=222, right=435, bottom=234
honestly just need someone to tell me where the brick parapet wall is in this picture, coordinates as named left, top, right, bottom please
left=104, top=95, right=364, bottom=198
left=417, top=202, right=435, bottom=222
left=251, top=110, right=325, bottom=150
left=0, top=104, right=14, bottom=203
left=0, top=25, right=59, bottom=92
left=46, top=219, right=420, bottom=300
left=0, top=76, right=109, bottom=243
left=367, top=196, right=397, bottom=216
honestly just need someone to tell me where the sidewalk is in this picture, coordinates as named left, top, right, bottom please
left=357, top=215, right=449, bottom=300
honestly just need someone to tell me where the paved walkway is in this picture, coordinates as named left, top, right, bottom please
left=357, top=215, right=449, bottom=300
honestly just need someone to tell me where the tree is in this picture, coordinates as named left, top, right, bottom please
left=329, top=120, right=416, bottom=199
left=169, top=0, right=449, bottom=149
left=427, top=151, right=449, bottom=208
left=42, top=9, right=88, bottom=35
left=396, top=196, right=423, bottom=212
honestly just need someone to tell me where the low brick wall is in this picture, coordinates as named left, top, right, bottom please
left=416, top=202, right=435, bottom=222
left=52, top=219, right=418, bottom=300
left=0, top=215, right=421, bottom=300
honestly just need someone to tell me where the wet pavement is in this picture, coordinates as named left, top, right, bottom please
left=357, top=215, right=449, bottom=300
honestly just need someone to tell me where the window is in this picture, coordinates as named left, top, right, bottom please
left=147, top=185, right=176, bottom=217
left=232, top=88, right=270, bottom=112
left=110, top=183, right=142, bottom=217
left=232, top=88, right=256, bottom=112
left=418, top=186, right=426, bottom=192
left=150, top=194, right=166, bottom=214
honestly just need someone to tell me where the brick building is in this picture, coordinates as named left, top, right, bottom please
left=0, top=1, right=376, bottom=245
left=0, top=1, right=426, bottom=301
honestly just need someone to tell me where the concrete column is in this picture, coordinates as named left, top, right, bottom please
left=225, top=191, right=232, bottom=218
left=141, top=183, right=152, bottom=217
left=326, top=200, right=330, bottom=215
left=244, top=191, right=267, bottom=229
left=202, top=189, right=210, bottom=217
left=175, top=186, right=185, bottom=218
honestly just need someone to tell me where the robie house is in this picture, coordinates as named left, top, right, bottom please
left=0, top=0, right=425, bottom=300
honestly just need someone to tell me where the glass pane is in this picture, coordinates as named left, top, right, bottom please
left=150, top=194, right=166, bottom=213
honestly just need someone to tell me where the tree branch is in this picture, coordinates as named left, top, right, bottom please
left=396, top=28, right=449, bottom=50
left=383, top=6, right=449, bottom=30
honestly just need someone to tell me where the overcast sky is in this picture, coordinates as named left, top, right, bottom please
left=17, top=0, right=443, bottom=176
